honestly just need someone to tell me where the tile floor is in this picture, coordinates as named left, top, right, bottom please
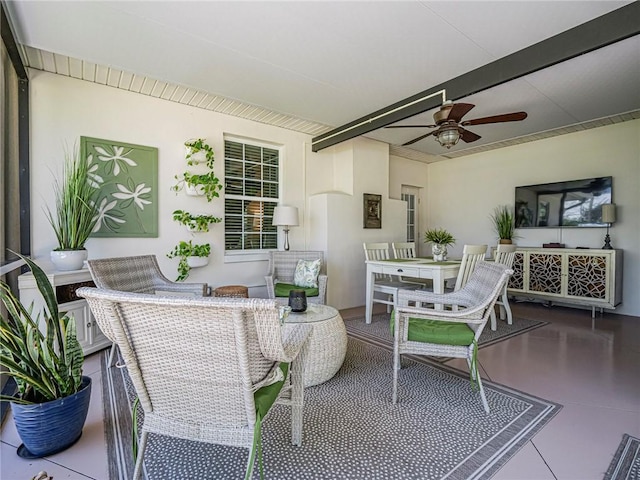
left=1, top=302, right=639, bottom=480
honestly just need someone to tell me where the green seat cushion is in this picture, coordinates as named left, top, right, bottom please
left=254, top=363, right=290, bottom=419
left=391, top=314, right=474, bottom=345
left=274, top=282, right=319, bottom=298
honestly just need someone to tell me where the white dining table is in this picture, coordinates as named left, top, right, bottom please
left=364, top=258, right=461, bottom=324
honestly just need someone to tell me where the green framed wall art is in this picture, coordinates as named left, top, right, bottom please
left=81, top=136, right=158, bottom=237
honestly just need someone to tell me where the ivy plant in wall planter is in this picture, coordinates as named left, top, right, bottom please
left=171, top=171, right=222, bottom=202
left=172, top=210, right=222, bottom=233
left=167, top=240, right=211, bottom=281
left=184, top=138, right=215, bottom=169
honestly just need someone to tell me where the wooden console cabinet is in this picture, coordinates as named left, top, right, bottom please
left=18, top=266, right=111, bottom=356
left=507, top=248, right=623, bottom=316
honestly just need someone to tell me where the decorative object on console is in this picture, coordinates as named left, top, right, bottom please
left=363, top=193, right=382, bottom=229
left=543, top=243, right=565, bottom=248
left=602, top=203, right=616, bottom=250
left=272, top=206, right=299, bottom=251
left=490, top=205, right=516, bottom=244
left=46, top=144, right=100, bottom=271
left=424, top=228, right=456, bottom=261
left=288, top=289, right=308, bottom=312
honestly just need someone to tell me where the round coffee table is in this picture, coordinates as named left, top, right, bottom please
left=285, top=304, right=347, bottom=387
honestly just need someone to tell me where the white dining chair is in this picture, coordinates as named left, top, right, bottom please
left=490, top=244, right=517, bottom=330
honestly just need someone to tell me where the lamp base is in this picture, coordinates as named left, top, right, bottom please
left=602, top=233, right=613, bottom=250
left=283, top=228, right=290, bottom=251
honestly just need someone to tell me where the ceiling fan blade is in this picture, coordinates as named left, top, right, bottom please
left=461, top=112, right=527, bottom=126
left=459, top=128, right=481, bottom=143
left=385, top=124, right=437, bottom=129
left=447, top=103, right=475, bottom=122
left=402, top=131, right=437, bottom=146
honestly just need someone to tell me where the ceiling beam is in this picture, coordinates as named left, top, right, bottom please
left=311, top=2, right=640, bottom=152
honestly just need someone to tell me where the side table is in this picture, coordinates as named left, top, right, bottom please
left=285, top=304, right=347, bottom=387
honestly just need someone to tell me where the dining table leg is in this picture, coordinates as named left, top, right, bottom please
left=365, top=267, right=374, bottom=324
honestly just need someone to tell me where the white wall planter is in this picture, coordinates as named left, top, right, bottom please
left=187, top=256, right=209, bottom=268
left=185, top=183, right=205, bottom=197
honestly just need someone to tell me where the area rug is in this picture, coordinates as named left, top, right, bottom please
left=345, top=313, right=548, bottom=361
left=604, top=434, right=640, bottom=480
left=102, top=336, right=560, bottom=479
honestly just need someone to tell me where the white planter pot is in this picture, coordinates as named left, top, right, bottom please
left=185, top=183, right=205, bottom=197
left=187, top=256, right=209, bottom=268
left=50, top=249, right=88, bottom=271
left=431, top=244, right=448, bottom=262
left=185, top=147, right=207, bottom=164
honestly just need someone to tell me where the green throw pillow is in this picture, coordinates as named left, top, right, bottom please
left=293, top=258, right=321, bottom=288
left=274, top=282, right=319, bottom=298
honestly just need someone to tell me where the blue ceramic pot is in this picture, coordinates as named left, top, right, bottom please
left=12, top=376, right=92, bottom=458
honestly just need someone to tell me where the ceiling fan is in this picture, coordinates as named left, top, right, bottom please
left=386, top=101, right=527, bottom=149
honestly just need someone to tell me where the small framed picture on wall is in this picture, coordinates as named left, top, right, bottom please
left=363, top=193, right=382, bottom=229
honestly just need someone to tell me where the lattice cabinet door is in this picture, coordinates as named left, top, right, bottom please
left=508, top=251, right=525, bottom=292
left=566, top=253, right=609, bottom=302
left=527, top=251, right=563, bottom=296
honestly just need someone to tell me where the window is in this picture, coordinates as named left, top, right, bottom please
left=224, top=138, right=280, bottom=252
left=401, top=186, right=420, bottom=243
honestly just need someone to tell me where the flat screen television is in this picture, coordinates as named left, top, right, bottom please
left=515, top=177, right=612, bottom=228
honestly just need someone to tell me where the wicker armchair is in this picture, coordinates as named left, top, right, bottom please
left=265, top=250, right=328, bottom=304
left=87, top=255, right=209, bottom=366
left=392, top=261, right=512, bottom=412
left=78, top=288, right=311, bottom=480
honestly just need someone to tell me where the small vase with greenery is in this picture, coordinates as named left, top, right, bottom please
left=0, top=253, right=91, bottom=457
left=172, top=210, right=222, bottom=233
left=491, top=205, right=516, bottom=244
left=171, top=171, right=222, bottom=202
left=184, top=138, right=215, bottom=169
left=424, top=228, right=456, bottom=261
left=167, top=240, right=211, bottom=281
left=45, top=147, right=100, bottom=270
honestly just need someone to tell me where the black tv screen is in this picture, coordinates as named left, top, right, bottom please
left=515, top=177, right=612, bottom=228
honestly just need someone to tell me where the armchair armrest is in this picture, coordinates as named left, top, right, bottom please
left=264, top=275, right=276, bottom=299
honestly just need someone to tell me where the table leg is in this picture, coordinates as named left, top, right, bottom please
left=433, top=270, right=445, bottom=310
left=365, top=268, right=374, bottom=324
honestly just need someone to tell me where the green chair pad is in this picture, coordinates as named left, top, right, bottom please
left=274, top=282, right=319, bottom=298
left=391, top=315, right=474, bottom=345
left=254, top=362, right=289, bottom=418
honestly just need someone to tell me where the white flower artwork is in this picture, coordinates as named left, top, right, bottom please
left=82, top=137, right=158, bottom=237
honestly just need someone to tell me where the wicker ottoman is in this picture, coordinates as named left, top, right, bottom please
left=285, top=304, right=347, bottom=387
left=213, top=285, right=249, bottom=298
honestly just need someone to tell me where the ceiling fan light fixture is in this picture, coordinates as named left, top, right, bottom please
left=436, top=127, right=460, bottom=148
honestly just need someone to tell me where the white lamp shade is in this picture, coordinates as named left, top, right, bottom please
left=272, top=206, right=299, bottom=227
left=602, top=203, right=616, bottom=223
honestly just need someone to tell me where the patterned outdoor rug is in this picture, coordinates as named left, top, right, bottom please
left=345, top=312, right=548, bottom=361
left=102, top=336, right=560, bottom=479
left=604, top=434, right=640, bottom=480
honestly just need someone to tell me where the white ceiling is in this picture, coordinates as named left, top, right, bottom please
left=5, top=1, right=640, bottom=160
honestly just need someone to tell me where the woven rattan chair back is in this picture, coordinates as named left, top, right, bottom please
left=87, top=255, right=208, bottom=367
left=453, top=244, right=488, bottom=291
left=393, top=261, right=513, bottom=412
left=78, top=288, right=311, bottom=480
left=265, top=250, right=327, bottom=304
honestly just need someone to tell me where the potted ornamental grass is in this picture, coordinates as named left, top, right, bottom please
left=0, top=253, right=91, bottom=458
left=424, top=228, right=456, bottom=261
left=45, top=147, right=99, bottom=271
left=491, top=205, right=516, bottom=244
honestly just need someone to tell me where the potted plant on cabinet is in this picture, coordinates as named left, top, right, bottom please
left=167, top=240, right=211, bottom=281
left=0, top=253, right=91, bottom=458
left=491, top=205, right=516, bottom=244
left=172, top=210, right=222, bottom=233
left=424, top=228, right=456, bottom=261
left=45, top=147, right=99, bottom=271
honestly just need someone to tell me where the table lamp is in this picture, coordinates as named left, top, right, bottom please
left=272, top=206, right=299, bottom=251
left=601, top=203, right=616, bottom=250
